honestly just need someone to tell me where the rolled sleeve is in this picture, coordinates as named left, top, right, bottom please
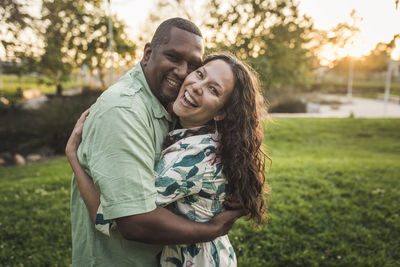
left=87, top=107, right=157, bottom=220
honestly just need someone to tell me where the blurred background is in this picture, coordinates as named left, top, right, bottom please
left=1, top=0, right=400, bottom=163
left=1, top=1, right=400, bottom=266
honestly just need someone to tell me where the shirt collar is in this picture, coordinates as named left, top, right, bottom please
left=129, top=62, right=172, bottom=122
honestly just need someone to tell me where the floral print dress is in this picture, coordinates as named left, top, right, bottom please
left=95, top=128, right=237, bottom=267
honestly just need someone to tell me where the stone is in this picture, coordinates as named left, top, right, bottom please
left=0, top=152, right=13, bottom=164
left=0, top=158, right=6, bottom=166
left=22, top=89, right=41, bottom=99
left=16, top=95, right=48, bottom=110
left=14, top=154, right=26, bottom=166
left=26, top=154, right=41, bottom=163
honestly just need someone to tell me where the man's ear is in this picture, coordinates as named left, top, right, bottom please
left=214, top=110, right=226, bottom=121
left=142, top=43, right=152, bottom=67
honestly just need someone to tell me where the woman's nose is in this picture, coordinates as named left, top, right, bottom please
left=192, top=83, right=203, bottom=95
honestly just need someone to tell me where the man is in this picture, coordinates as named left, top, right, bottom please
left=70, top=18, right=242, bottom=266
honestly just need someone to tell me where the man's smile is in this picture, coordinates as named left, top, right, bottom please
left=166, top=77, right=181, bottom=88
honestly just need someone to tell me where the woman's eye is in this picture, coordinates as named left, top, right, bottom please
left=210, top=86, right=218, bottom=95
left=196, top=70, right=203, bottom=78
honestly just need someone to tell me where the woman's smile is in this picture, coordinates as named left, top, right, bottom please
left=173, top=59, right=235, bottom=128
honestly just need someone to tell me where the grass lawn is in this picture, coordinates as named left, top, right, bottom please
left=0, top=118, right=399, bottom=266
left=0, top=74, right=84, bottom=102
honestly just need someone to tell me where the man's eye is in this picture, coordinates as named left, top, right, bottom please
left=167, top=54, right=179, bottom=62
left=188, top=64, right=197, bottom=71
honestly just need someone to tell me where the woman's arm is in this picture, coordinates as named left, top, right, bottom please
left=66, top=109, right=100, bottom=222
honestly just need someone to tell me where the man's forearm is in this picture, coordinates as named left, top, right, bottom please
left=116, top=206, right=239, bottom=245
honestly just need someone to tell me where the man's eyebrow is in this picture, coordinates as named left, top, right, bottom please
left=164, top=49, right=181, bottom=56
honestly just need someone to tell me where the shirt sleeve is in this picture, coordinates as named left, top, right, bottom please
left=86, top=107, right=157, bottom=220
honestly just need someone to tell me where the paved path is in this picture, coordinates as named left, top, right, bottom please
left=270, top=94, right=400, bottom=118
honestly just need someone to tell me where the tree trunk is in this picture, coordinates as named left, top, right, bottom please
left=56, top=84, right=63, bottom=95
left=98, top=70, right=106, bottom=89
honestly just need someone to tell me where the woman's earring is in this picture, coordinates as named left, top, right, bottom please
left=214, top=120, right=218, bottom=134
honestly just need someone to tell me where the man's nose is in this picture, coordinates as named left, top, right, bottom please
left=174, top=62, right=189, bottom=79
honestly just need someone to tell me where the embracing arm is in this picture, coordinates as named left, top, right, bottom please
left=66, top=152, right=99, bottom=222
left=66, top=109, right=99, bottom=222
left=66, top=108, right=244, bottom=245
left=116, top=206, right=243, bottom=245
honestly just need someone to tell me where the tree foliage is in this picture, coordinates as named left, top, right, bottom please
left=68, top=12, right=136, bottom=88
left=0, top=0, right=35, bottom=61
left=207, top=0, right=315, bottom=90
left=39, top=0, right=103, bottom=94
left=0, top=0, right=136, bottom=94
left=38, top=0, right=135, bottom=93
left=308, top=9, right=362, bottom=68
left=331, top=34, right=400, bottom=75
left=146, top=0, right=314, bottom=91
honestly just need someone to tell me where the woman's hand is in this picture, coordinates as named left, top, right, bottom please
left=66, top=108, right=90, bottom=157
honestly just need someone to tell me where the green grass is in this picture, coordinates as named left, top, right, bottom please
left=0, top=157, right=72, bottom=266
left=0, top=74, right=84, bottom=101
left=233, top=118, right=400, bottom=266
left=1, top=119, right=399, bottom=266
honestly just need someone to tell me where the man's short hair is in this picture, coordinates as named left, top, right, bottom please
left=151, top=17, right=203, bottom=48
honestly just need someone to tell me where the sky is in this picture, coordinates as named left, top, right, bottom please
left=109, top=0, right=400, bottom=61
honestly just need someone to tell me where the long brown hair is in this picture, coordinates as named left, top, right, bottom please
left=204, top=53, right=268, bottom=224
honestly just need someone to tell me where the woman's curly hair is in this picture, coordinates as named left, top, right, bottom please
left=204, top=53, right=268, bottom=224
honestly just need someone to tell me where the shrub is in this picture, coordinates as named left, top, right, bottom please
left=0, top=90, right=102, bottom=155
left=269, top=96, right=307, bottom=113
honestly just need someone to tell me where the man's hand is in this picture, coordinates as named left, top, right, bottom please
left=208, top=208, right=246, bottom=236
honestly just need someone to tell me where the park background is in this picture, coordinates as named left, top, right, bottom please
left=1, top=0, right=399, bottom=266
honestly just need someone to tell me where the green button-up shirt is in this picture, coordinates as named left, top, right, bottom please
left=70, top=63, right=172, bottom=266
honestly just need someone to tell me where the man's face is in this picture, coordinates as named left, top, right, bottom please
left=142, top=27, right=204, bottom=107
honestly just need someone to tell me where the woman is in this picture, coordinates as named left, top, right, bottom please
left=66, top=53, right=268, bottom=266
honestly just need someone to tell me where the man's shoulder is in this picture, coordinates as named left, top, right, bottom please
left=96, top=72, right=152, bottom=114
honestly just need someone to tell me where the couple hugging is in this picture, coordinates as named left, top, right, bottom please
left=66, top=17, right=268, bottom=267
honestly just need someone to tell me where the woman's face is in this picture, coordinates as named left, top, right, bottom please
left=172, top=59, right=235, bottom=128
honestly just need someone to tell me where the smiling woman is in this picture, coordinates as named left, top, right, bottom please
left=173, top=59, right=235, bottom=128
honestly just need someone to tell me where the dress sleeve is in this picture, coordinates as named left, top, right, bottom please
left=86, top=107, right=157, bottom=220
left=94, top=203, right=113, bottom=237
left=155, top=141, right=216, bottom=207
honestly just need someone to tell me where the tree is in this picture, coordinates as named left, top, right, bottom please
left=332, top=34, right=400, bottom=75
left=205, top=0, right=314, bottom=90
left=309, top=9, right=362, bottom=68
left=144, top=0, right=314, bottom=92
left=0, top=0, right=35, bottom=61
left=39, top=0, right=135, bottom=93
left=68, top=12, right=136, bottom=88
left=39, top=0, right=103, bottom=94
left=135, top=0, right=209, bottom=60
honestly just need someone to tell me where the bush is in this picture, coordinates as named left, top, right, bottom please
left=265, top=87, right=307, bottom=113
left=0, top=90, right=102, bottom=155
left=268, top=97, right=307, bottom=113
